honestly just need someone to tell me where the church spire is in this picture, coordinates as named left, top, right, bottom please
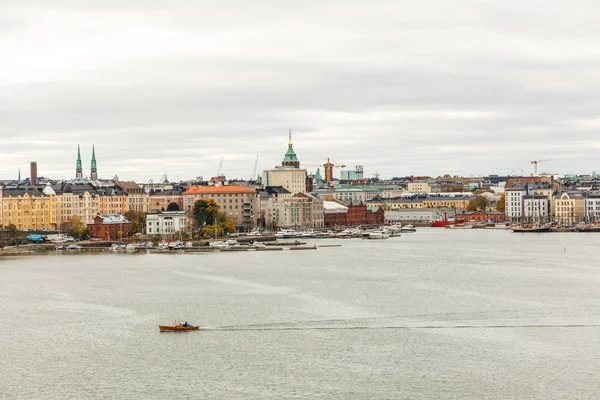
left=282, top=129, right=300, bottom=168
left=90, top=144, right=97, bottom=180
left=18, top=167, right=21, bottom=182
left=76, top=144, right=83, bottom=178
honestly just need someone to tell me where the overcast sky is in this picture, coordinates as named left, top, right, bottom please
left=2, top=0, right=600, bottom=182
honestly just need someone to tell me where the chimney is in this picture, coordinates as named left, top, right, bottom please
left=30, top=161, right=38, bottom=185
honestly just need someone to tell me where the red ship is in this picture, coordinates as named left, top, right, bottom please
left=430, top=212, right=464, bottom=227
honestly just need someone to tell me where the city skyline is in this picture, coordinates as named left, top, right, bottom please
left=2, top=1, right=600, bottom=180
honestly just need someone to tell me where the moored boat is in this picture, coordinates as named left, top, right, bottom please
left=511, top=224, right=551, bottom=233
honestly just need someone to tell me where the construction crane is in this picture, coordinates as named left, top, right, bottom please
left=252, top=155, right=259, bottom=180
left=530, top=159, right=551, bottom=177
left=371, top=171, right=381, bottom=179
left=216, top=156, right=224, bottom=177
left=323, top=158, right=346, bottom=184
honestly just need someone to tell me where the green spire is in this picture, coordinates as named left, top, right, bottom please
left=282, top=129, right=299, bottom=165
left=314, top=168, right=323, bottom=181
left=76, top=145, right=82, bottom=170
left=91, top=145, right=97, bottom=169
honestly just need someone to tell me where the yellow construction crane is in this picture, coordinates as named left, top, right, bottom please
left=323, top=158, right=346, bottom=184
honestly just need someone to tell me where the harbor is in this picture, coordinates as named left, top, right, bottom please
left=2, top=228, right=599, bottom=399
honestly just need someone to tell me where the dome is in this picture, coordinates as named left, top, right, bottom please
left=166, top=202, right=181, bottom=212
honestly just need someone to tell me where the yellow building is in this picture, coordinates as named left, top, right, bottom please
left=57, top=183, right=100, bottom=228
left=2, top=185, right=58, bottom=230
left=116, top=181, right=149, bottom=213
left=367, top=197, right=424, bottom=210
left=422, top=197, right=471, bottom=211
left=553, top=192, right=586, bottom=224
left=407, top=182, right=432, bottom=193
left=98, top=186, right=129, bottom=215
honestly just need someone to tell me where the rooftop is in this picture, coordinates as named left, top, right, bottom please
left=184, top=185, right=256, bottom=195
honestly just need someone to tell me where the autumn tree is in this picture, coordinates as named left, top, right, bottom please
left=496, top=194, right=506, bottom=212
left=223, top=217, right=237, bottom=234
left=69, top=216, right=87, bottom=238
left=124, top=211, right=147, bottom=234
left=466, top=195, right=490, bottom=212
left=201, top=224, right=224, bottom=239
left=5, top=224, right=18, bottom=238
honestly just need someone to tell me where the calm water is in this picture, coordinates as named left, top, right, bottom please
left=1, top=229, right=599, bottom=399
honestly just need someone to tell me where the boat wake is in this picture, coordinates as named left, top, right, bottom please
left=210, top=323, right=600, bottom=332
left=210, top=307, right=600, bottom=332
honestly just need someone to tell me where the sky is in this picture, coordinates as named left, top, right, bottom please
left=2, top=0, right=600, bottom=182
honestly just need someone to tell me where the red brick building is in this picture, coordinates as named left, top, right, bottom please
left=324, top=201, right=384, bottom=226
left=456, top=211, right=506, bottom=223
left=87, top=214, right=132, bottom=240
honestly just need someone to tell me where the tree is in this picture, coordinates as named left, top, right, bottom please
left=201, top=224, right=224, bottom=239
left=223, top=217, right=237, bottom=234
left=5, top=224, right=18, bottom=238
left=193, top=198, right=221, bottom=229
left=124, top=211, right=147, bottom=234
left=442, top=185, right=464, bottom=193
left=466, top=195, right=490, bottom=212
left=69, top=216, right=87, bottom=238
left=496, top=194, right=506, bottom=212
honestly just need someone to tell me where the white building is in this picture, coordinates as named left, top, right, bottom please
left=505, top=183, right=555, bottom=223
left=585, top=194, right=600, bottom=222
left=385, top=208, right=454, bottom=223
left=523, top=195, right=551, bottom=223
left=146, top=202, right=188, bottom=238
left=505, top=186, right=526, bottom=222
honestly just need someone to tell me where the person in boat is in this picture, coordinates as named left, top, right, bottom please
left=184, top=321, right=189, bottom=327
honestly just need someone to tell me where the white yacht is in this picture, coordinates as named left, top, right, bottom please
left=365, top=228, right=390, bottom=240
left=275, top=229, right=299, bottom=239
left=400, top=224, right=417, bottom=233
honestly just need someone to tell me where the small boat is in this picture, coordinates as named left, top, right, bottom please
left=275, top=229, right=299, bottom=239
left=365, top=228, right=390, bottom=239
left=159, top=324, right=200, bottom=332
left=247, top=230, right=263, bottom=236
left=446, top=223, right=474, bottom=229
left=65, top=244, right=82, bottom=250
left=400, top=224, right=417, bottom=233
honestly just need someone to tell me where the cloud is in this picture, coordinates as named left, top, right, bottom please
left=1, top=0, right=600, bottom=181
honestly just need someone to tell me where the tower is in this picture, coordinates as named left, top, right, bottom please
left=76, top=145, right=83, bottom=178
left=30, top=161, right=37, bottom=185
left=90, top=145, right=98, bottom=180
left=281, top=129, right=300, bottom=168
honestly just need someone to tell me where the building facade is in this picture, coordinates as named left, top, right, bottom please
left=183, top=185, right=258, bottom=230
left=87, top=214, right=132, bottom=240
left=2, top=185, right=57, bottom=230
left=116, top=181, right=149, bottom=213
left=457, top=211, right=506, bottom=223
left=585, top=193, right=600, bottom=222
left=553, top=192, right=586, bottom=224
left=146, top=203, right=189, bottom=238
